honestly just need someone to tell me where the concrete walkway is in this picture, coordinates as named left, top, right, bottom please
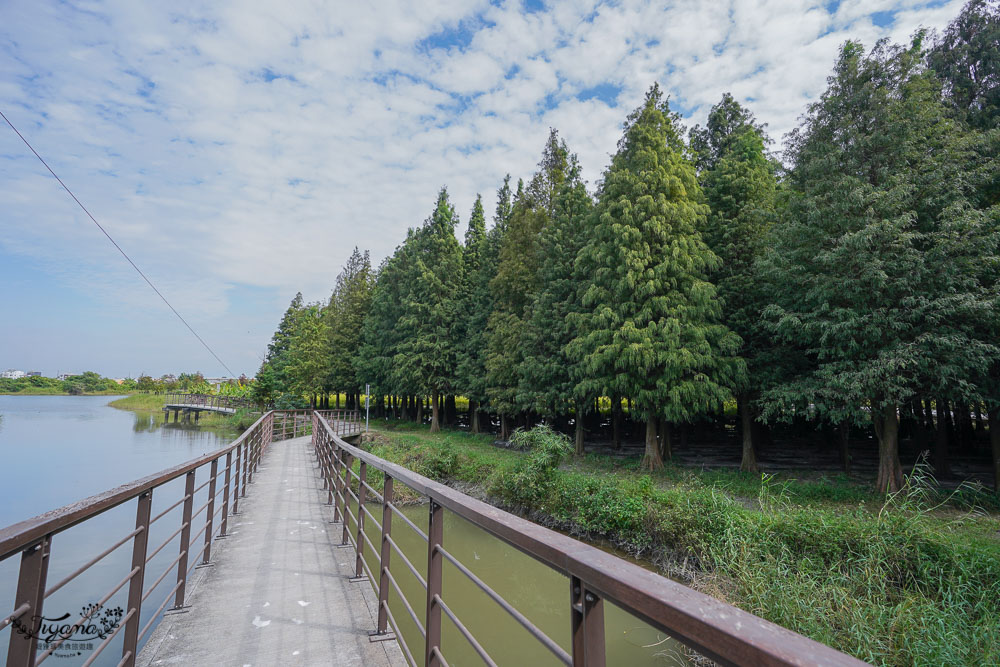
left=139, top=436, right=404, bottom=667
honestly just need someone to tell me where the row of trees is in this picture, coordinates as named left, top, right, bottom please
left=258, top=1, right=1000, bottom=492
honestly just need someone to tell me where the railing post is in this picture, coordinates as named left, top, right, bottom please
left=173, top=470, right=196, bottom=609
left=425, top=500, right=443, bottom=667
left=203, top=458, right=218, bottom=564
left=570, top=576, right=606, bottom=667
left=332, top=443, right=343, bottom=523
left=341, top=453, right=352, bottom=546
left=376, top=475, right=393, bottom=634
left=241, top=440, right=249, bottom=497
left=354, top=462, right=367, bottom=578
left=221, top=451, right=232, bottom=534
left=121, top=491, right=152, bottom=667
left=232, top=444, right=242, bottom=512
left=6, top=535, right=51, bottom=667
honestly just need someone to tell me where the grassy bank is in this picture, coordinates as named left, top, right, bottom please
left=363, top=421, right=1000, bottom=666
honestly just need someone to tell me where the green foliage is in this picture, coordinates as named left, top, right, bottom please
left=570, top=84, right=743, bottom=425
left=325, top=247, right=375, bottom=394
left=371, top=426, right=1000, bottom=666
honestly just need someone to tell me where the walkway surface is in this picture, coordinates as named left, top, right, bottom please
left=138, top=435, right=404, bottom=667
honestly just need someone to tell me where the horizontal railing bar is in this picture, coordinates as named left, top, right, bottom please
left=142, top=550, right=186, bottom=603
left=357, top=550, right=377, bottom=592
left=117, top=651, right=131, bottom=667
left=384, top=567, right=426, bottom=638
left=36, top=565, right=140, bottom=663
left=430, top=646, right=449, bottom=667
left=0, top=411, right=274, bottom=561
left=359, top=525, right=380, bottom=560
left=389, top=502, right=428, bottom=542
left=360, top=478, right=383, bottom=503
left=316, top=417, right=867, bottom=667
left=360, top=502, right=380, bottom=526
left=434, top=593, right=499, bottom=667
left=80, top=606, right=135, bottom=667
left=137, top=580, right=183, bottom=643
left=145, top=521, right=188, bottom=564
left=380, top=601, right=419, bottom=667
left=149, top=494, right=191, bottom=526
left=0, top=602, right=31, bottom=631
left=436, top=544, right=570, bottom=665
left=385, top=533, right=427, bottom=590
left=44, top=525, right=143, bottom=599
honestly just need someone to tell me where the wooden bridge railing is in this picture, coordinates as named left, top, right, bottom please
left=0, top=411, right=319, bottom=667
left=162, top=393, right=256, bottom=411
left=312, top=411, right=868, bottom=667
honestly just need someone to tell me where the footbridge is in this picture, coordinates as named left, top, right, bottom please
left=0, top=410, right=868, bottom=667
left=161, top=393, right=258, bottom=422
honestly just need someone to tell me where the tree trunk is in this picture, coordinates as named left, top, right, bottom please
left=839, top=422, right=851, bottom=473
left=989, top=405, right=1000, bottom=496
left=612, top=395, right=622, bottom=450
left=738, top=395, right=758, bottom=473
left=658, top=418, right=671, bottom=461
left=445, top=395, right=456, bottom=425
left=430, top=390, right=441, bottom=433
left=934, top=396, right=951, bottom=478
left=416, top=396, right=424, bottom=425
left=500, top=414, right=510, bottom=441
left=469, top=400, right=479, bottom=433
left=574, top=415, right=585, bottom=456
left=641, top=418, right=663, bottom=471
left=874, top=403, right=903, bottom=493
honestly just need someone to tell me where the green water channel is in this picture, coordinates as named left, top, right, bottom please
left=344, top=499, right=691, bottom=666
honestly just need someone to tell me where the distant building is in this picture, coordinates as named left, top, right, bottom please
left=160, top=374, right=177, bottom=382
left=1, top=370, right=26, bottom=379
left=204, top=377, right=234, bottom=391
left=26, top=371, right=42, bottom=377
left=57, top=373, right=74, bottom=381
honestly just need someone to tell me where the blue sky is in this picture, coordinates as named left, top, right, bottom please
left=0, top=0, right=964, bottom=378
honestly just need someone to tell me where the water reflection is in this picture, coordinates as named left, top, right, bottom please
left=0, top=395, right=241, bottom=667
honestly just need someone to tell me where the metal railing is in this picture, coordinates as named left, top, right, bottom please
left=0, top=411, right=288, bottom=667
left=312, top=412, right=869, bottom=667
left=162, top=393, right=255, bottom=412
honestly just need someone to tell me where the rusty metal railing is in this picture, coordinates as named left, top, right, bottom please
left=0, top=411, right=288, bottom=667
left=312, top=412, right=869, bottom=667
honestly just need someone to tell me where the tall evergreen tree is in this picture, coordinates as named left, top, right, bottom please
left=393, top=188, right=464, bottom=432
left=486, top=132, right=568, bottom=437
left=285, top=303, right=330, bottom=404
left=519, top=154, right=594, bottom=452
left=690, top=94, right=779, bottom=472
left=928, top=0, right=1000, bottom=130
left=455, top=195, right=490, bottom=431
left=325, top=248, right=375, bottom=401
left=761, top=38, right=997, bottom=492
left=570, top=84, right=743, bottom=471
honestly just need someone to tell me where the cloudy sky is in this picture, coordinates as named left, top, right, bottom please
left=0, top=0, right=964, bottom=378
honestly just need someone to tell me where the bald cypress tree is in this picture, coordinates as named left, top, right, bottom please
left=762, top=39, right=997, bottom=492
left=691, top=94, right=778, bottom=472
left=393, top=188, right=464, bottom=432
left=455, top=195, right=490, bottom=431
left=519, top=154, right=594, bottom=452
left=486, top=132, right=568, bottom=437
left=571, top=84, right=743, bottom=470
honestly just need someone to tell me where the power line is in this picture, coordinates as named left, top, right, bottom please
left=1, top=110, right=237, bottom=378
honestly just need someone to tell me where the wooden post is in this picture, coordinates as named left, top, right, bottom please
left=376, top=476, right=393, bottom=634
left=6, top=536, right=51, bottom=667
left=121, top=491, right=152, bottom=667
left=571, top=576, right=606, bottom=667
left=355, top=462, right=367, bottom=578
left=173, top=470, right=196, bottom=608
left=203, top=458, right=218, bottom=563
left=425, top=501, right=444, bottom=666
left=221, top=451, right=232, bottom=534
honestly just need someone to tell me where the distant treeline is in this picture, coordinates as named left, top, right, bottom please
left=0, top=371, right=250, bottom=396
left=254, top=1, right=1000, bottom=493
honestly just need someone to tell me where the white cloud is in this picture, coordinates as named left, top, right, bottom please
left=0, top=0, right=967, bottom=375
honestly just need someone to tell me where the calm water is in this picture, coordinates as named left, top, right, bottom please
left=0, top=395, right=240, bottom=666
left=354, top=503, right=690, bottom=666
